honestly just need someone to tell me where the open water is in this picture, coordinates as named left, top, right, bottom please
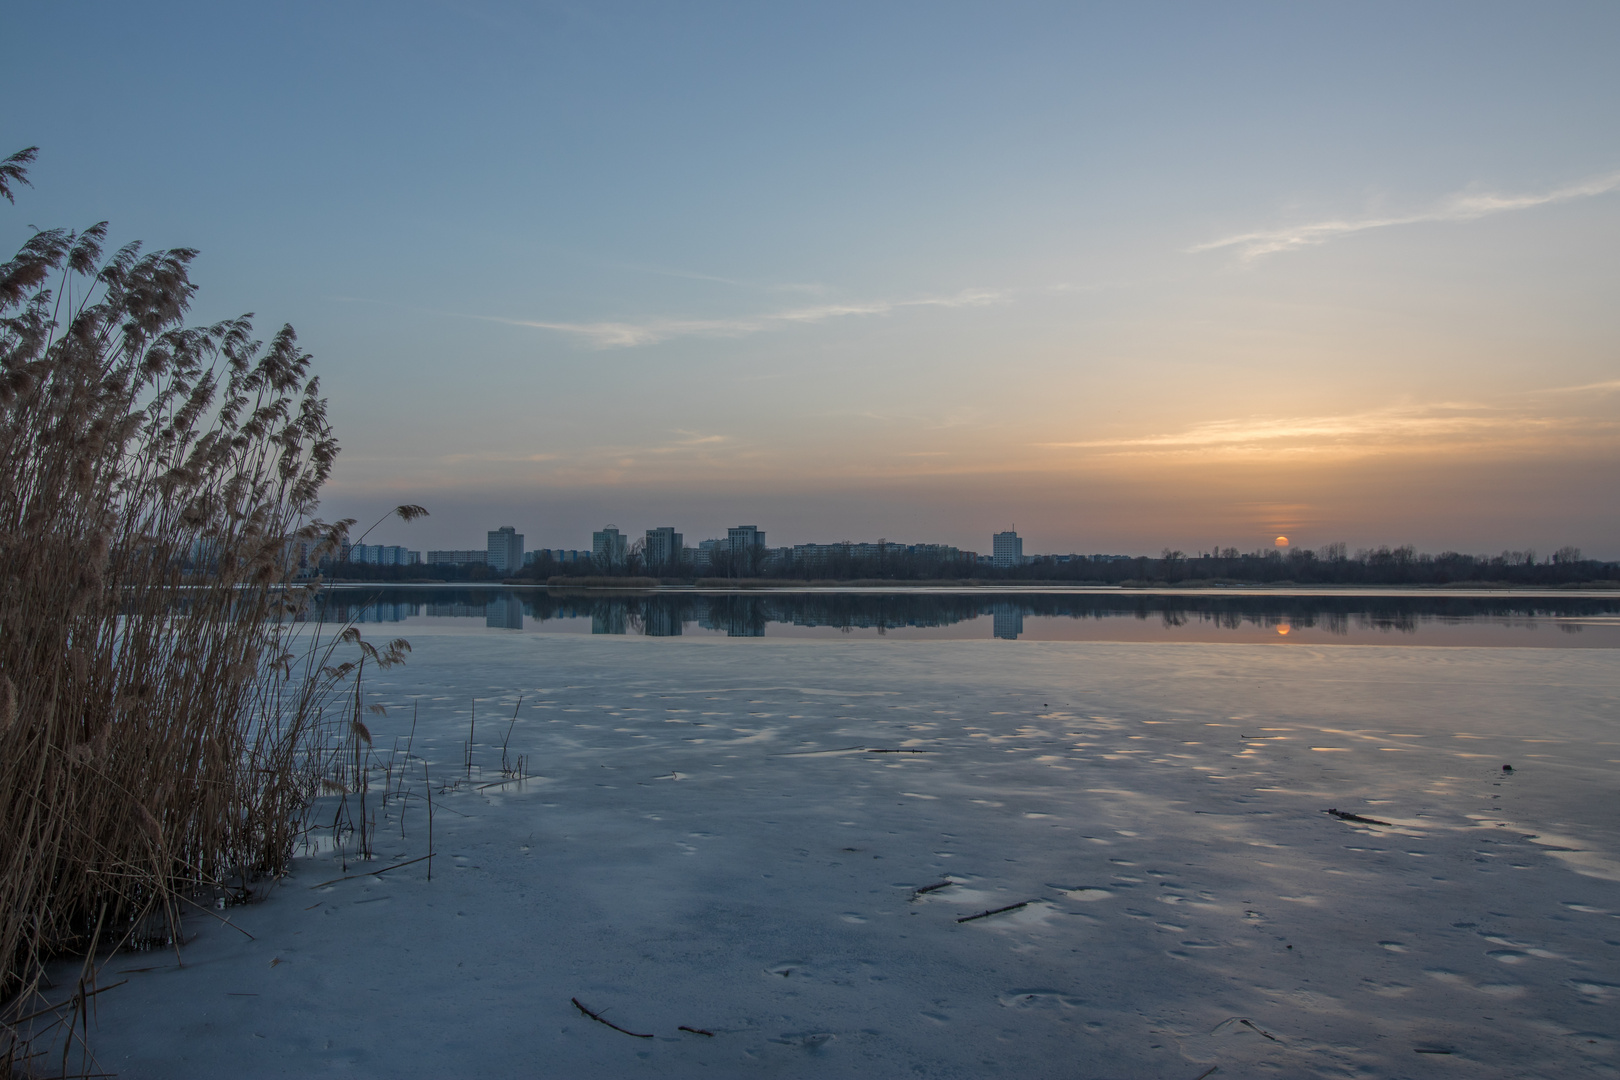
left=315, top=584, right=1620, bottom=648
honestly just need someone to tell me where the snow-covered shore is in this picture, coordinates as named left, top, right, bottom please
left=73, top=635, right=1620, bottom=1077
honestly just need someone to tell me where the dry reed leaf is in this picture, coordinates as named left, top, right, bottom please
left=0, top=147, right=409, bottom=1066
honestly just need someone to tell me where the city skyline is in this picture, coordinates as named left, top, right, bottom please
left=4, top=4, right=1617, bottom=555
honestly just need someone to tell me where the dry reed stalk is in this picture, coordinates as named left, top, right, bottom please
left=0, top=148, right=418, bottom=1071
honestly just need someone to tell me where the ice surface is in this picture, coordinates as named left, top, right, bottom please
left=73, top=635, right=1620, bottom=1077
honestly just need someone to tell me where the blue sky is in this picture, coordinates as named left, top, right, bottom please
left=5, top=2, right=1619, bottom=554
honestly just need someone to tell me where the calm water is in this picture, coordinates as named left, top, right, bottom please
left=313, top=585, right=1620, bottom=647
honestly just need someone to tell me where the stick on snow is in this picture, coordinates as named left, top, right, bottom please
left=572, top=997, right=653, bottom=1038
left=957, top=901, right=1031, bottom=923
left=309, top=853, right=432, bottom=889
left=1324, top=809, right=1393, bottom=827
left=911, top=881, right=954, bottom=900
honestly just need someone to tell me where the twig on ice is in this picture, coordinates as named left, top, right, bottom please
left=308, top=853, right=432, bottom=889
left=1324, top=808, right=1392, bottom=827
left=572, top=997, right=653, bottom=1038
left=957, top=901, right=1030, bottom=923
left=7, top=980, right=129, bottom=1026
left=678, top=1025, right=715, bottom=1037
left=911, top=880, right=954, bottom=901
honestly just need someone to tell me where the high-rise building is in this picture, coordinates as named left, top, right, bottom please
left=487, top=527, right=524, bottom=574
left=644, top=526, right=684, bottom=570
left=727, top=525, right=765, bottom=554
left=992, top=530, right=1024, bottom=569
left=592, top=526, right=628, bottom=569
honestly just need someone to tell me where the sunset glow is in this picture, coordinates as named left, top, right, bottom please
left=5, top=4, right=1615, bottom=555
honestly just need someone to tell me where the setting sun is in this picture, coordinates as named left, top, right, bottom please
left=1275, top=536, right=1290, bottom=548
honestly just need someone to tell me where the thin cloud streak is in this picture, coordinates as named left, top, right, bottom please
left=1039, top=401, right=1615, bottom=458
left=475, top=289, right=1009, bottom=348
left=1536, top=378, right=1620, bottom=395
left=1192, top=170, right=1620, bottom=260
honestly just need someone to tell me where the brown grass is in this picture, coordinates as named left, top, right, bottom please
left=0, top=150, right=392, bottom=1072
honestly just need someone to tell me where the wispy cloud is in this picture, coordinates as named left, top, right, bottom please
left=1535, top=377, right=1620, bottom=395
left=600, top=260, right=828, bottom=295
left=1039, top=400, right=1613, bottom=459
left=475, top=289, right=1009, bottom=348
left=646, top=431, right=731, bottom=454
left=1192, top=170, right=1620, bottom=261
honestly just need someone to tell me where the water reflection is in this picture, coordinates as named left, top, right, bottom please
left=307, top=587, right=1620, bottom=647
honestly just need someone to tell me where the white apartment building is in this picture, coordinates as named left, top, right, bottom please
left=487, top=526, right=524, bottom=574
left=992, top=530, right=1024, bottom=569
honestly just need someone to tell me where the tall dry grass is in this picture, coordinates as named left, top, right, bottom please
left=0, top=147, right=395, bottom=1070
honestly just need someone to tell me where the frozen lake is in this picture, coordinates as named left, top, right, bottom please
left=83, top=599, right=1620, bottom=1078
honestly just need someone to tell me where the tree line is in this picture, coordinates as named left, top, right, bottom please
left=324, top=542, right=1618, bottom=587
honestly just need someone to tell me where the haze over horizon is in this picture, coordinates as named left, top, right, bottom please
left=5, top=2, right=1618, bottom=556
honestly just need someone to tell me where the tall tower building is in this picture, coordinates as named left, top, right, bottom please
left=487, top=526, right=524, bottom=574
left=727, top=525, right=765, bottom=555
left=992, top=530, right=1023, bottom=569
left=592, top=526, right=628, bottom=569
left=645, top=526, right=684, bottom=569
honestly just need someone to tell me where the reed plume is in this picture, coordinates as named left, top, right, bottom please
left=0, top=148, right=373, bottom=1068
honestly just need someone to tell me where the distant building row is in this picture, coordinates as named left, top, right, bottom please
left=401, top=526, right=1130, bottom=575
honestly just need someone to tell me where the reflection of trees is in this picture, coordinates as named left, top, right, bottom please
left=308, top=588, right=1620, bottom=637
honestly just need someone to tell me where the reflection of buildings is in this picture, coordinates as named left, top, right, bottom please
left=723, top=614, right=765, bottom=637
left=592, top=605, right=628, bottom=634
left=991, top=602, right=1025, bottom=640
left=427, top=600, right=487, bottom=617
left=485, top=593, right=524, bottom=630
left=345, top=601, right=419, bottom=623
left=696, top=598, right=767, bottom=637
left=642, top=601, right=683, bottom=636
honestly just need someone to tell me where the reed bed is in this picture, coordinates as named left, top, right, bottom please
left=0, top=148, right=395, bottom=1073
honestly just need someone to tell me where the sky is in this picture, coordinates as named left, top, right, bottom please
left=4, top=1, right=1619, bottom=556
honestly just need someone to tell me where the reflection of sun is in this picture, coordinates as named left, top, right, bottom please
left=1276, top=623, right=1292, bottom=636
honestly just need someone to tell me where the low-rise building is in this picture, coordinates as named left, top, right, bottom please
left=427, top=549, right=488, bottom=566
left=524, top=548, right=591, bottom=566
